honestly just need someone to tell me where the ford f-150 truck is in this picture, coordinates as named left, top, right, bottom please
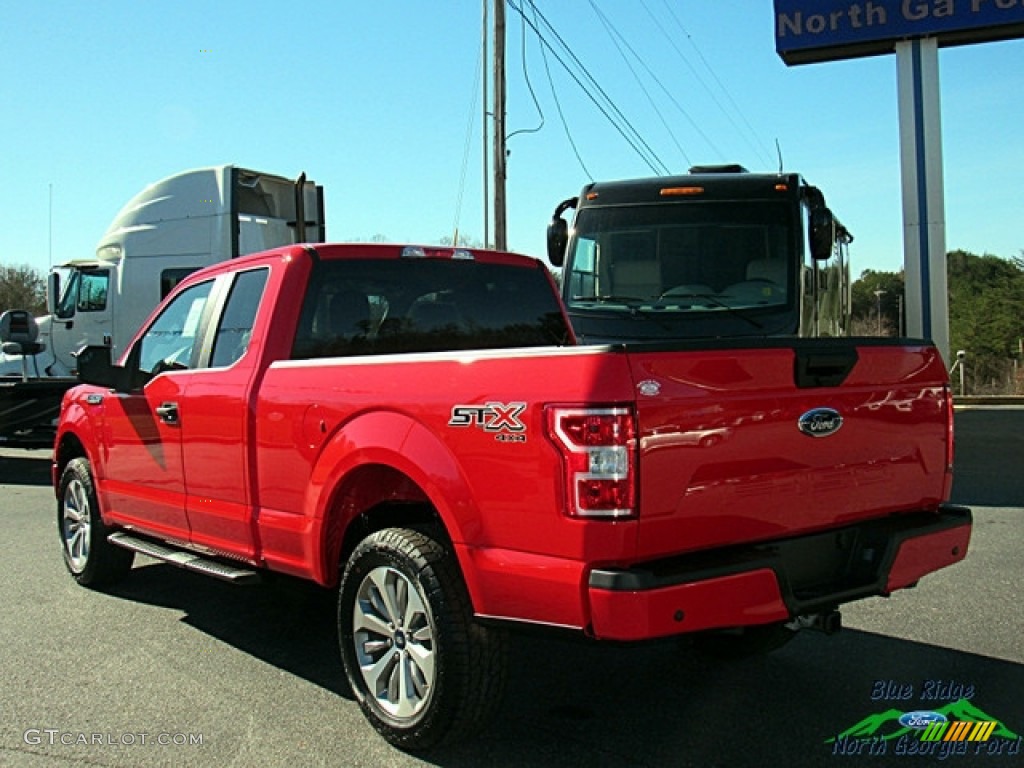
left=53, top=242, right=972, bottom=751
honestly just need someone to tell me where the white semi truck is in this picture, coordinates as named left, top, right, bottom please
left=0, top=165, right=324, bottom=443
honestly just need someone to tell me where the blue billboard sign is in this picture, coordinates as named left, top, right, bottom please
left=775, top=0, right=1024, bottom=64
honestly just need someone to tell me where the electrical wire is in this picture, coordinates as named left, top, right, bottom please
left=643, top=0, right=775, bottom=169
left=659, top=0, right=776, bottom=167
left=588, top=0, right=691, bottom=170
left=506, top=7, right=545, bottom=142
left=530, top=2, right=592, bottom=180
left=511, top=0, right=667, bottom=175
left=453, top=40, right=484, bottom=244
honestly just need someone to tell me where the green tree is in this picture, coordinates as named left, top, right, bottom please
left=947, top=250, right=1024, bottom=393
left=851, top=254, right=1024, bottom=393
left=851, top=269, right=904, bottom=335
left=0, top=264, right=46, bottom=316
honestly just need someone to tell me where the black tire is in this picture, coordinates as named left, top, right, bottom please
left=338, top=527, right=507, bottom=752
left=57, top=457, right=134, bottom=587
left=685, top=622, right=796, bottom=660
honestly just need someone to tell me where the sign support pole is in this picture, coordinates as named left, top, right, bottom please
left=896, top=37, right=950, bottom=364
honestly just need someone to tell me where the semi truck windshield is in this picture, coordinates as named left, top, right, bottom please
left=563, top=201, right=800, bottom=342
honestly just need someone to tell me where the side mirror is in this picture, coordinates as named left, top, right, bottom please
left=75, top=345, right=136, bottom=391
left=547, top=217, right=568, bottom=267
left=809, top=207, right=835, bottom=261
left=46, top=271, right=60, bottom=316
left=547, top=196, right=578, bottom=268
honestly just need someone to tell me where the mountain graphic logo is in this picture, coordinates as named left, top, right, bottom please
left=826, top=699, right=1020, bottom=744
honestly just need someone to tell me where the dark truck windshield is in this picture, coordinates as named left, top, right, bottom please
left=564, top=201, right=799, bottom=342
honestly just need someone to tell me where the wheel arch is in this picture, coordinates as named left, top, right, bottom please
left=53, top=428, right=92, bottom=497
left=307, top=412, right=481, bottom=594
left=52, top=394, right=107, bottom=489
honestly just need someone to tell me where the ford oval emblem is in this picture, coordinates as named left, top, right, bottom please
left=898, top=711, right=948, bottom=730
left=798, top=407, right=843, bottom=437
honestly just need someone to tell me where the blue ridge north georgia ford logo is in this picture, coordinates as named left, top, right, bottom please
left=798, top=407, right=843, bottom=437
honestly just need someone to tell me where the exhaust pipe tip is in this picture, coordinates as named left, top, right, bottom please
left=788, top=610, right=842, bottom=635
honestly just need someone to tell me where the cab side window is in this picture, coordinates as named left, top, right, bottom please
left=210, top=269, right=269, bottom=368
left=160, top=268, right=201, bottom=299
left=55, top=270, right=109, bottom=319
left=137, top=281, right=213, bottom=375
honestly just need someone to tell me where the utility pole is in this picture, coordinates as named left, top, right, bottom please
left=492, top=0, right=508, bottom=250
left=481, top=0, right=490, bottom=249
left=48, top=183, right=53, bottom=267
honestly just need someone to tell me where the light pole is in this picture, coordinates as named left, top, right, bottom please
left=873, top=289, right=887, bottom=336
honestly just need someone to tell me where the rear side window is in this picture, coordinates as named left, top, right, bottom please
left=210, top=268, right=269, bottom=367
left=292, top=258, right=568, bottom=359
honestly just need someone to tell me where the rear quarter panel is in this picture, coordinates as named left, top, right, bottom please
left=252, top=346, right=640, bottom=585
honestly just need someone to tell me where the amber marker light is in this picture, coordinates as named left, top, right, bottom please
left=775, top=183, right=789, bottom=192
left=660, top=186, right=704, bottom=196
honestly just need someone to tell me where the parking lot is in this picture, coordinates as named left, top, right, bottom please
left=0, top=407, right=1020, bottom=767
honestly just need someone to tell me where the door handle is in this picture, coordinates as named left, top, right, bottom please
left=156, top=402, right=180, bottom=425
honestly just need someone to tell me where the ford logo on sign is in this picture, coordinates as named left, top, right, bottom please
left=898, top=711, right=948, bottom=730
left=798, top=408, right=843, bottom=437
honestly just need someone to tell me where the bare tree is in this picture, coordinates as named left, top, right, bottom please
left=0, top=264, right=46, bottom=316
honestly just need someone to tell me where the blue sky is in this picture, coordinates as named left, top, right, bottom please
left=3, top=1, right=1023, bottom=279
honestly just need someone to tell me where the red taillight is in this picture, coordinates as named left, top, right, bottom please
left=546, top=406, right=637, bottom=518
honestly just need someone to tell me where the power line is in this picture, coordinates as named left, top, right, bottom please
left=588, top=0, right=692, bottom=170
left=509, top=0, right=667, bottom=175
left=526, top=0, right=669, bottom=174
left=506, top=6, right=544, bottom=143
left=642, top=0, right=775, bottom=168
left=453, top=37, right=483, bottom=242
left=659, top=0, right=776, bottom=167
left=587, top=1, right=725, bottom=162
left=530, top=2, right=592, bottom=180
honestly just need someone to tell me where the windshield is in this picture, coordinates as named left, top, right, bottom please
left=563, top=201, right=798, bottom=341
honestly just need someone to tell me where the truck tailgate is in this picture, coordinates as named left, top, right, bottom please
left=626, top=340, right=951, bottom=561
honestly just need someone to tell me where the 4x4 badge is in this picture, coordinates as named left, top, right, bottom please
left=798, top=407, right=843, bottom=437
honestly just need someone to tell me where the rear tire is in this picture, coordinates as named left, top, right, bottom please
left=338, top=527, right=507, bottom=751
left=58, top=457, right=134, bottom=587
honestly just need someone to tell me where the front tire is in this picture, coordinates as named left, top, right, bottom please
left=338, top=527, right=507, bottom=751
left=58, top=457, right=134, bottom=587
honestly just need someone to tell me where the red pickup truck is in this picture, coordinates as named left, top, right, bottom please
left=54, top=243, right=971, bottom=750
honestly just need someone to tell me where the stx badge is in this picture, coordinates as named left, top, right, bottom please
left=449, top=402, right=527, bottom=442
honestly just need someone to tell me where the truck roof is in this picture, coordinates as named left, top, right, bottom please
left=94, top=165, right=318, bottom=253
left=101, top=165, right=255, bottom=232
left=312, top=243, right=545, bottom=268
left=186, top=242, right=549, bottom=278
left=578, top=172, right=806, bottom=205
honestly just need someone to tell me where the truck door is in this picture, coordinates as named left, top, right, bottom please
left=52, top=267, right=112, bottom=373
left=178, top=267, right=269, bottom=560
left=97, top=280, right=214, bottom=540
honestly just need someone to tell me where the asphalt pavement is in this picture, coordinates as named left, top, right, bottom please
left=0, top=407, right=1020, bottom=767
